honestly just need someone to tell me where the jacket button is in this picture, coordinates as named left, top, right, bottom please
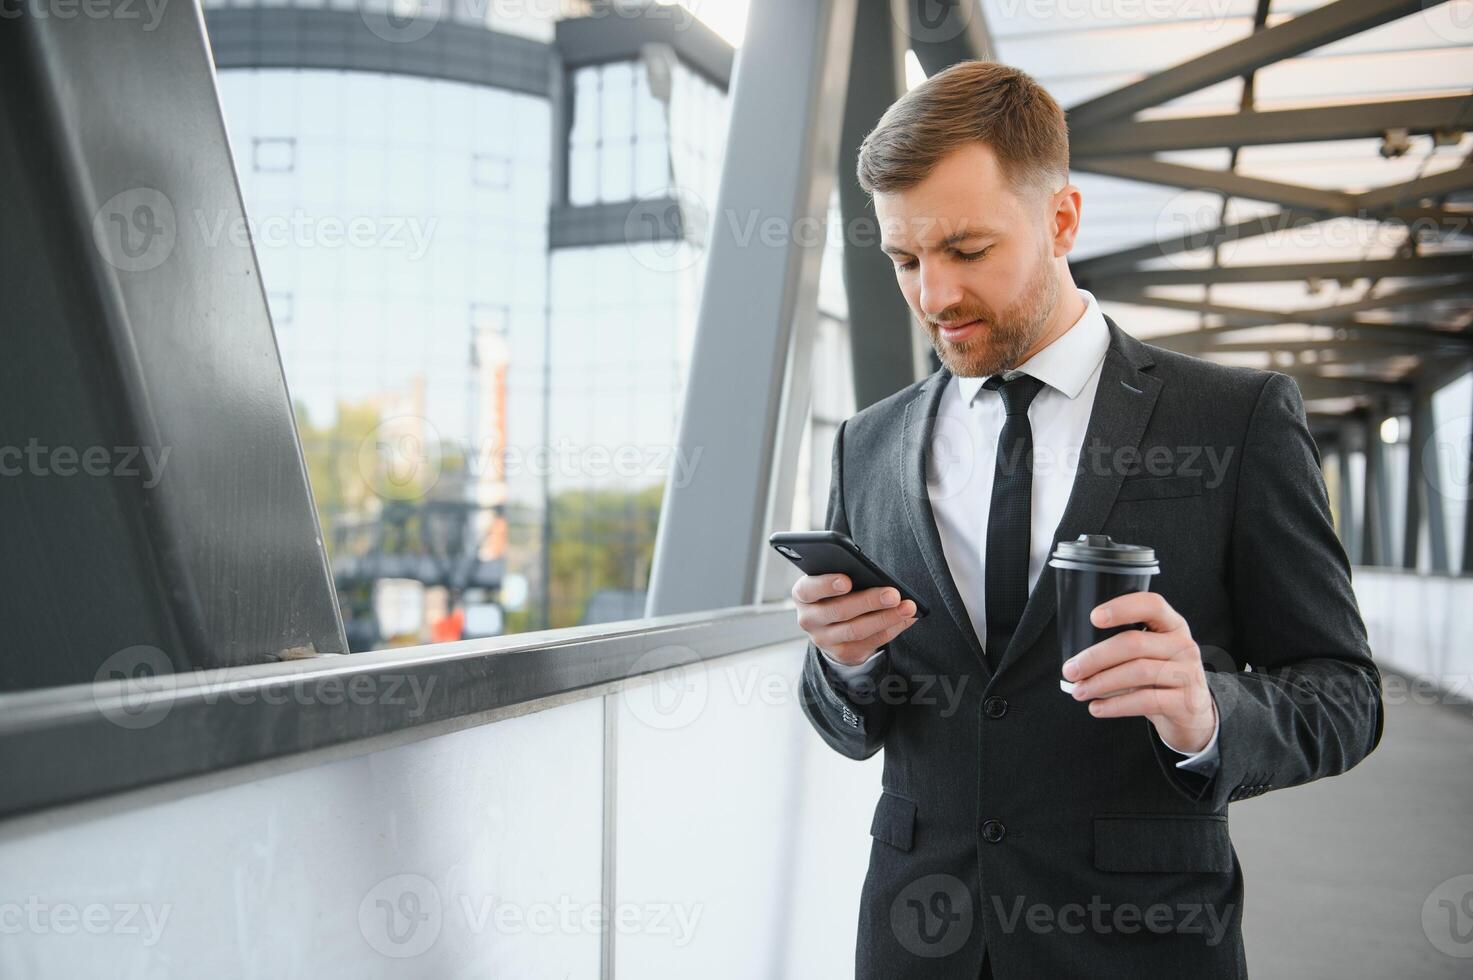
left=982, top=819, right=1006, bottom=843
left=984, top=696, right=1008, bottom=719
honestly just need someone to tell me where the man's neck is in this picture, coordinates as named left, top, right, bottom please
left=1013, top=280, right=1085, bottom=367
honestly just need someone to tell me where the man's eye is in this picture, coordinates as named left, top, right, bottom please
left=895, top=258, right=918, bottom=272
left=957, top=246, right=993, bottom=262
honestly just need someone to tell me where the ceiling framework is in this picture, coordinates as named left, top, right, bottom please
left=1063, top=0, right=1473, bottom=416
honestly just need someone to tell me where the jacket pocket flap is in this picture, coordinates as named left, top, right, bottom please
left=1093, top=814, right=1231, bottom=873
left=1116, top=474, right=1204, bottom=501
left=870, top=791, right=916, bottom=851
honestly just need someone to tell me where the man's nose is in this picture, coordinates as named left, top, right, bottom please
left=917, top=262, right=963, bottom=318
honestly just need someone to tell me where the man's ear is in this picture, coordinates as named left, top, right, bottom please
left=1050, top=183, right=1083, bottom=257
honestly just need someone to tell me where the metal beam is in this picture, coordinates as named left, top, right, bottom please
left=1092, top=254, right=1472, bottom=290
left=1066, top=0, right=1453, bottom=129
left=1279, top=376, right=1410, bottom=401
left=0, top=0, right=346, bottom=692
left=1096, top=281, right=1473, bottom=332
left=1166, top=339, right=1467, bottom=358
left=1072, top=154, right=1472, bottom=280
left=841, top=0, right=916, bottom=411
left=1073, top=156, right=1354, bottom=213
left=1357, top=164, right=1473, bottom=212
left=906, top=0, right=996, bottom=75
left=1072, top=95, right=1473, bottom=156
left=647, top=0, right=857, bottom=615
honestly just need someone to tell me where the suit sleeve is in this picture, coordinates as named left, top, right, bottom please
left=1150, top=372, right=1385, bottom=806
left=797, top=418, right=895, bottom=761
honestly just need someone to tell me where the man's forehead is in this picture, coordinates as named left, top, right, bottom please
left=877, top=214, right=1008, bottom=251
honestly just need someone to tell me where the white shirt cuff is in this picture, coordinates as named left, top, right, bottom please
left=1159, top=701, right=1220, bottom=775
left=819, top=646, right=888, bottom=682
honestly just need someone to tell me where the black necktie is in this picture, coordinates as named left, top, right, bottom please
left=982, top=373, right=1046, bottom=671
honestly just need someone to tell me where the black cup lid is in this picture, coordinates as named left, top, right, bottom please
left=1051, top=534, right=1157, bottom=566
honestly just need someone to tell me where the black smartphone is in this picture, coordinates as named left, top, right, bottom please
left=768, top=530, right=930, bottom=618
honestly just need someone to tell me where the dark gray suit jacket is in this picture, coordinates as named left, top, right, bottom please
left=798, top=316, right=1384, bottom=979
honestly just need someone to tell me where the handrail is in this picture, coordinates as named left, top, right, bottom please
left=0, top=603, right=803, bottom=820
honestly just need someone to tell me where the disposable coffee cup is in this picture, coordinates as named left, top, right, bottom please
left=1049, top=534, right=1160, bottom=696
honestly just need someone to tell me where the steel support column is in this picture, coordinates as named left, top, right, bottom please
left=646, top=0, right=857, bottom=615
left=1363, top=410, right=1393, bottom=567
left=840, top=0, right=915, bottom=411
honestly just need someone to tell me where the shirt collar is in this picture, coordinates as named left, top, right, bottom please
left=957, top=288, right=1109, bottom=407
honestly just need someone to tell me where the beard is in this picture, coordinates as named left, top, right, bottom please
left=920, top=251, right=1059, bottom=379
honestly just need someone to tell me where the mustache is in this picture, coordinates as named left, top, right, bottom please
left=924, top=311, right=990, bottom=329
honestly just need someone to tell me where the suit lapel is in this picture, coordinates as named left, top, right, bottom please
left=989, top=315, right=1162, bottom=683
left=900, top=366, right=992, bottom=678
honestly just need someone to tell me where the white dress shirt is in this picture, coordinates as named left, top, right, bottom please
left=821, top=289, right=1219, bottom=774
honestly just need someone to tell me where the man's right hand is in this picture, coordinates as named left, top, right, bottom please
left=791, top=574, right=918, bottom=666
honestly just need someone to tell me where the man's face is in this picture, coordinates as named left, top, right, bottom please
left=874, top=142, right=1069, bottom=378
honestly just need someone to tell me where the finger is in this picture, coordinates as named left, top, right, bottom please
left=1072, top=658, right=1189, bottom=700
left=810, top=600, right=915, bottom=649
left=792, top=573, right=852, bottom=605
left=825, top=615, right=917, bottom=663
left=1063, top=627, right=1182, bottom=681
left=1084, top=686, right=1182, bottom=719
left=1090, top=591, right=1186, bottom=634
left=806, top=586, right=907, bottom=631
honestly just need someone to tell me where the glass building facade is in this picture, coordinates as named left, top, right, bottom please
left=205, top=0, right=854, bottom=646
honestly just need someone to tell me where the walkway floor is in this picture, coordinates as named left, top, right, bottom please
left=1232, top=674, right=1473, bottom=978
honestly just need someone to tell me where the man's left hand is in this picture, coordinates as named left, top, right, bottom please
left=1061, top=591, right=1217, bottom=754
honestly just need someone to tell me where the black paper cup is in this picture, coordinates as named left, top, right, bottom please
left=1049, top=534, right=1160, bottom=695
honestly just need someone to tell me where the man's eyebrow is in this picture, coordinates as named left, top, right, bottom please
left=880, top=243, right=913, bottom=257
left=941, top=226, right=1000, bottom=246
